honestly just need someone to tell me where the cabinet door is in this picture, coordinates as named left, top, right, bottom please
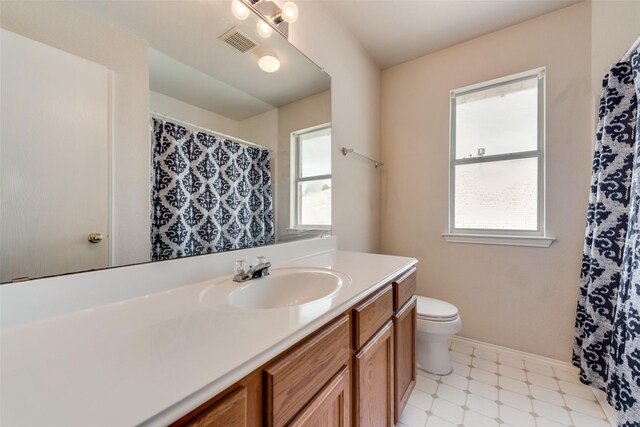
left=183, top=386, right=247, bottom=427
left=353, top=321, right=394, bottom=427
left=289, top=366, right=350, bottom=427
left=394, top=297, right=417, bottom=423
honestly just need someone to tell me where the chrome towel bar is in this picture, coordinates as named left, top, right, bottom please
left=341, top=147, right=384, bottom=168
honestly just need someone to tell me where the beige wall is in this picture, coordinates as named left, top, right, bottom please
left=286, top=1, right=382, bottom=252
left=0, top=1, right=151, bottom=267
left=150, top=91, right=280, bottom=151
left=150, top=91, right=241, bottom=138
left=151, top=91, right=281, bottom=150
left=276, top=90, right=331, bottom=240
left=591, top=1, right=640, bottom=97
left=238, top=109, right=279, bottom=151
left=381, top=2, right=592, bottom=361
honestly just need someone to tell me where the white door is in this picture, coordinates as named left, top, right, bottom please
left=1, top=29, right=111, bottom=282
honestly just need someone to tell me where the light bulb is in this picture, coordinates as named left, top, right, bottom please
left=281, top=1, right=298, bottom=23
left=258, top=55, right=280, bottom=73
left=256, top=19, right=273, bottom=38
left=231, top=0, right=250, bottom=20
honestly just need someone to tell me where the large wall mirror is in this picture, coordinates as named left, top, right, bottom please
left=0, top=1, right=331, bottom=284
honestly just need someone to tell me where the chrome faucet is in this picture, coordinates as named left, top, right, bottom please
left=233, top=256, right=271, bottom=282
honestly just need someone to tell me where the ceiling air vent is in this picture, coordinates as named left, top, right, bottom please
left=219, top=27, right=258, bottom=53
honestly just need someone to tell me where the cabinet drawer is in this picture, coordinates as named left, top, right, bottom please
left=353, top=285, right=393, bottom=349
left=393, top=268, right=416, bottom=312
left=264, top=314, right=350, bottom=427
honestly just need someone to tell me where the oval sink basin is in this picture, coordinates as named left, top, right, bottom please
left=229, top=267, right=346, bottom=309
left=200, top=267, right=348, bottom=310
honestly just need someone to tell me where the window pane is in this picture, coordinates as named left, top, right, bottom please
left=300, top=127, right=331, bottom=177
left=454, top=158, right=538, bottom=230
left=299, top=179, right=331, bottom=226
left=455, top=77, right=538, bottom=160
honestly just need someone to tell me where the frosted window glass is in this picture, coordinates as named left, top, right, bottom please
left=455, top=78, right=538, bottom=160
left=454, top=158, right=538, bottom=230
left=299, top=179, right=331, bottom=226
left=300, top=129, right=331, bottom=177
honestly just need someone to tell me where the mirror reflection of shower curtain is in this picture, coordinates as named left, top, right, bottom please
left=574, top=53, right=640, bottom=425
left=150, top=117, right=274, bottom=261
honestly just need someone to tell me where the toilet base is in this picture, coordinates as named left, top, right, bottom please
left=417, top=329, right=455, bottom=376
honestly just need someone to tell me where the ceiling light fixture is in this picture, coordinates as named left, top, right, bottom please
left=231, top=0, right=298, bottom=39
left=280, top=2, right=299, bottom=23
left=258, top=55, right=280, bottom=73
left=231, top=0, right=251, bottom=20
left=256, top=19, right=273, bottom=38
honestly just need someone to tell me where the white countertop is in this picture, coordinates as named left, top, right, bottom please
left=0, top=249, right=416, bottom=426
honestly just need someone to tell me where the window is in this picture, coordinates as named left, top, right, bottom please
left=447, top=69, right=552, bottom=246
left=291, top=124, right=331, bottom=229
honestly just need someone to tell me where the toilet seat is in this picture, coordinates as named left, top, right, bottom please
left=416, top=296, right=459, bottom=322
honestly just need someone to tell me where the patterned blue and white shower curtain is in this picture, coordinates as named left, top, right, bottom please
left=150, top=117, right=274, bottom=261
left=574, top=52, right=640, bottom=426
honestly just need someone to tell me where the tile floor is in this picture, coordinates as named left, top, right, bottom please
left=398, top=339, right=612, bottom=427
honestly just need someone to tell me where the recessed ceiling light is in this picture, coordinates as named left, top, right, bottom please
left=258, top=55, right=280, bottom=73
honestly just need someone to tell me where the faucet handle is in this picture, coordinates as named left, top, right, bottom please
left=256, top=255, right=267, bottom=265
left=234, top=259, right=250, bottom=276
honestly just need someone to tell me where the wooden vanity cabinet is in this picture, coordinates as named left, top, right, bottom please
left=171, top=267, right=417, bottom=427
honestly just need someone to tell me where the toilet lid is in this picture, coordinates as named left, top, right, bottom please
left=416, top=296, right=459, bottom=321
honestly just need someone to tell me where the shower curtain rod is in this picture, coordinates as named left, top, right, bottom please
left=622, top=34, right=640, bottom=61
left=150, top=111, right=273, bottom=152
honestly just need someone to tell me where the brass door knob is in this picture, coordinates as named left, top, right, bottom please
left=88, top=232, right=103, bottom=244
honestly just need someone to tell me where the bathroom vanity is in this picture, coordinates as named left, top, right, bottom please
left=172, top=266, right=417, bottom=427
left=0, top=238, right=417, bottom=426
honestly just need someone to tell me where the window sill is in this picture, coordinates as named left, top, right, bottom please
left=286, top=228, right=331, bottom=234
left=442, top=233, right=555, bottom=248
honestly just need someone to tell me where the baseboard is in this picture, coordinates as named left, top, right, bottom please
left=593, top=389, right=618, bottom=427
left=452, top=335, right=617, bottom=427
left=451, top=335, right=576, bottom=371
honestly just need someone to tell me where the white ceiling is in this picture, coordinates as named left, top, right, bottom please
left=321, top=0, right=581, bottom=69
left=148, top=48, right=275, bottom=121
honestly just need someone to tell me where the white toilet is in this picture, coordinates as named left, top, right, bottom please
left=416, top=296, right=462, bottom=375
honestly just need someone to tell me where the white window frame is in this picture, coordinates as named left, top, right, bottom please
left=290, top=123, right=332, bottom=231
left=444, top=68, right=554, bottom=247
